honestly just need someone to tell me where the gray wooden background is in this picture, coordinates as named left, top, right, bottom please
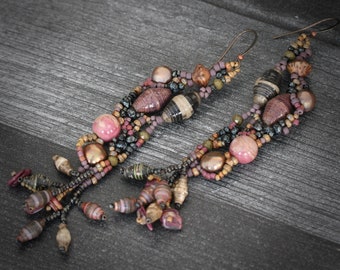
left=1, top=0, right=340, bottom=269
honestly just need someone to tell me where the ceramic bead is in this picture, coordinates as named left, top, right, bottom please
left=229, top=135, right=258, bottom=164
left=92, top=114, right=121, bottom=142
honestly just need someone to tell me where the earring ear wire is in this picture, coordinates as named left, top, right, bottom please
left=272, top=17, right=339, bottom=39
left=215, top=29, right=258, bottom=64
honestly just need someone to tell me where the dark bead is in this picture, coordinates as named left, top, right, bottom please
left=126, top=136, right=137, bottom=143
left=126, top=146, right=133, bottom=154
left=273, top=123, right=282, bottom=135
left=218, top=129, right=226, bottom=136
left=121, top=99, right=131, bottom=108
left=169, top=82, right=179, bottom=93
left=130, top=143, right=137, bottom=150
left=278, top=120, right=285, bottom=127
left=116, top=140, right=127, bottom=151
left=223, top=127, right=230, bottom=133
left=221, top=69, right=227, bottom=75
left=178, top=83, right=185, bottom=90
left=287, top=88, right=297, bottom=94
left=298, top=48, right=305, bottom=53
left=288, top=46, right=294, bottom=51
left=118, top=134, right=126, bottom=141
left=231, top=127, right=239, bottom=135
left=253, top=122, right=263, bottom=131
left=216, top=72, right=222, bottom=79
left=255, top=131, right=262, bottom=138
left=264, top=126, right=275, bottom=137
left=127, top=108, right=136, bottom=118
left=221, top=134, right=231, bottom=144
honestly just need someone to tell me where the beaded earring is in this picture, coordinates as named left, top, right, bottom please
left=7, top=29, right=257, bottom=253
left=113, top=18, right=339, bottom=231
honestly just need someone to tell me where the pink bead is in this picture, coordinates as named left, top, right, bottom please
left=229, top=135, right=258, bottom=164
left=92, top=114, right=121, bottom=142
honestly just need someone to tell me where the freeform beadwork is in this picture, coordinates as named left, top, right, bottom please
left=114, top=32, right=318, bottom=231
left=7, top=29, right=258, bottom=252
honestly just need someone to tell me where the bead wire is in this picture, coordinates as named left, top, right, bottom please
left=214, top=29, right=258, bottom=65
left=272, top=17, right=339, bottom=39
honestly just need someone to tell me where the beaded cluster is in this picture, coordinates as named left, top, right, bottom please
left=7, top=43, right=245, bottom=252
left=115, top=33, right=316, bottom=230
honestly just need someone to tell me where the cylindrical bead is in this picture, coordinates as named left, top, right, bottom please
left=161, top=92, right=201, bottom=123
left=253, top=69, right=282, bottom=107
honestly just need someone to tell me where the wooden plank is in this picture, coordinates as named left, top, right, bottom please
left=0, top=0, right=340, bottom=268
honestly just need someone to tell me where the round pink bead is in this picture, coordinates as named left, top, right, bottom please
left=92, top=114, right=121, bottom=142
left=229, top=135, right=258, bottom=164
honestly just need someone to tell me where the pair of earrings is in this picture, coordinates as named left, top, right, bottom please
left=7, top=18, right=339, bottom=253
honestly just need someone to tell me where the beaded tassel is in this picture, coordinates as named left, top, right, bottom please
left=7, top=30, right=257, bottom=252
left=115, top=32, right=317, bottom=231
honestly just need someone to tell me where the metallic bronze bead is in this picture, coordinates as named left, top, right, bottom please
left=200, top=151, right=226, bottom=172
left=83, top=143, right=107, bottom=165
left=192, top=64, right=211, bottom=86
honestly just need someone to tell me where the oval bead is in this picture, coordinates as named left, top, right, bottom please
left=80, top=202, right=106, bottom=220
left=297, top=90, right=316, bottom=112
left=113, top=197, right=137, bottom=214
left=83, top=143, right=107, bottom=165
left=154, top=182, right=172, bottom=208
left=145, top=202, right=163, bottom=224
left=151, top=66, right=172, bottom=83
left=56, top=223, right=71, bottom=253
left=262, top=93, right=292, bottom=126
left=172, top=176, right=188, bottom=209
left=92, top=114, right=121, bottom=142
left=137, top=185, right=155, bottom=207
left=16, top=219, right=46, bottom=243
left=132, top=88, right=172, bottom=113
left=200, top=151, right=226, bottom=172
left=24, top=190, right=53, bottom=214
left=229, top=135, right=258, bottom=164
left=52, top=155, right=73, bottom=176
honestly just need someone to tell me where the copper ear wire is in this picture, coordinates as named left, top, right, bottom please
left=273, top=17, right=339, bottom=39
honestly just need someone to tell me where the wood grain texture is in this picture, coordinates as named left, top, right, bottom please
left=0, top=0, right=340, bottom=269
